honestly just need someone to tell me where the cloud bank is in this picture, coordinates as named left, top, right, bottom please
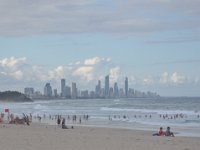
left=0, top=0, right=199, bottom=41
left=0, top=56, right=199, bottom=96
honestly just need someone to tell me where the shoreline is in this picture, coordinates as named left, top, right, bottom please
left=38, top=117, right=200, bottom=138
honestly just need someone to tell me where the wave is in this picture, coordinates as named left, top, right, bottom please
left=100, top=107, right=199, bottom=115
left=34, top=104, right=48, bottom=110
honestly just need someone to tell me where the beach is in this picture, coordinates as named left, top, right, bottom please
left=0, top=123, right=200, bottom=150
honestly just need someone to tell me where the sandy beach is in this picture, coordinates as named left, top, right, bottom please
left=0, top=123, right=199, bottom=150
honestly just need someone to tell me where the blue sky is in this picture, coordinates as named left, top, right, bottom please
left=0, top=0, right=200, bottom=96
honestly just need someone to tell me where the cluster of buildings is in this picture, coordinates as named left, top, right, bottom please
left=24, top=75, right=159, bottom=100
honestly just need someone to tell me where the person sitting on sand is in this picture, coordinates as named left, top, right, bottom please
left=153, top=127, right=165, bottom=136
left=165, top=126, right=175, bottom=137
left=62, top=118, right=68, bottom=129
left=62, top=118, right=74, bottom=129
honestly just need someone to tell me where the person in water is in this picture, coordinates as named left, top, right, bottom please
left=165, top=126, right=175, bottom=137
left=153, top=127, right=165, bottom=136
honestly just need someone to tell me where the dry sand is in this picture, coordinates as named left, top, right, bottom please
left=0, top=123, right=199, bottom=150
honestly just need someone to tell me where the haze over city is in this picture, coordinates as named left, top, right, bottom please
left=0, top=0, right=200, bottom=97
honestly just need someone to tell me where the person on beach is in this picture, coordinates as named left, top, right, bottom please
left=61, top=118, right=68, bottom=129
left=153, top=127, right=165, bottom=136
left=61, top=118, right=74, bottom=129
left=165, top=126, right=175, bottom=137
left=57, top=116, right=61, bottom=125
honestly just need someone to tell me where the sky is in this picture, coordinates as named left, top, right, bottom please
left=0, top=0, right=200, bottom=96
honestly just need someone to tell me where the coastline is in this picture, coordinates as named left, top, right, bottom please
left=39, top=116, right=200, bottom=138
left=1, top=98, right=199, bottom=138
left=0, top=123, right=200, bottom=150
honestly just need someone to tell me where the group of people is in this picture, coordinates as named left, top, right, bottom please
left=57, top=116, right=74, bottom=129
left=153, top=126, right=175, bottom=137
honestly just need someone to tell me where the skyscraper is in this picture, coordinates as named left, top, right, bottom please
left=61, top=78, right=65, bottom=97
left=71, top=82, right=77, bottom=99
left=105, top=75, right=110, bottom=98
left=44, top=83, right=52, bottom=97
left=95, top=80, right=101, bottom=97
left=65, top=86, right=71, bottom=98
left=125, top=77, right=129, bottom=97
left=114, top=82, right=119, bottom=98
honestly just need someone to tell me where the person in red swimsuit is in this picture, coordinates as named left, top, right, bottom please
left=153, top=127, right=165, bottom=136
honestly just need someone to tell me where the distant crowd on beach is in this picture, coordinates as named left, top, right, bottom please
left=1, top=111, right=199, bottom=126
left=0, top=111, right=91, bottom=130
left=108, top=113, right=200, bottom=121
left=0, top=112, right=31, bottom=125
left=33, top=113, right=90, bottom=128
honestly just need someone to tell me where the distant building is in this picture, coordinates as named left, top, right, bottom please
left=54, top=89, right=58, bottom=97
left=90, top=91, right=95, bottom=98
left=105, top=75, right=110, bottom=98
left=71, top=82, right=77, bottom=99
left=125, top=77, right=129, bottom=97
left=44, top=83, right=52, bottom=97
left=24, top=87, right=34, bottom=97
left=95, top=80, right=101, bottom=97
left=109, top=87, right=114, bottom=98
left=61, top=79, right=66, bottom=97
left=114, top=82, right=119, bottom=98
left=119, top=88, right=124, bottom=97
left=81, top=90, right=89, bottom=98
left=128, top=88, right=135, bottom=97
left=65, top=86, right=71, bottom=98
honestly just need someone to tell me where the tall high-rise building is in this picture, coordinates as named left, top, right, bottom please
left=95, top=80, right=101, bottom=97
left=114, top=82, right=119, bottom=98
left=61, top=78, right=66, bottom=97
left=65, top=86, right=71, bottom=98
left=109, top=87, right=114, bottom=98
left=105, top=75, right=110, bottom=97
left=44, top=83, right=52, bottom=97
left=71, top=82, right=77, bottom=99
left=54, top=89, right=58, bottom=97
left=125, top=77, right=129, bottom=97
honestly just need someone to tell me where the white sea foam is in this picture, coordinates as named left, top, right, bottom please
left=100, top=107, right=198, bottom=115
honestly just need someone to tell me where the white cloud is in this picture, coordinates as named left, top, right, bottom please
left=160, top=72, right=186, bottom=85
left=171, top=72, right=185, bottom=84
left=75, top=61, right=81, bottom=65
left=73, top=66, right=94, bottom=81
left=109, top=66, right=120, bottom=84
left=48, top=66, right=65, bottom=80
left=0, top=57, right=26, bottom=68
left=160, top=72, right=169, bottom=84
left=106, top=58, right=111, bottom=62
left=84, top=57, right=101, bottom=65
left=10, top=70, right=24, bottom=80
left=143, top=77, right=154, bottom=85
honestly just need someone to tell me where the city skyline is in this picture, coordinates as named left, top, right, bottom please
left=25, top=76, right=159, bottom=99
left=0, top=1, right=200, bottom=96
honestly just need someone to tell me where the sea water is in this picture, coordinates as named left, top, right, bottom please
left=0, top=97, right=200, bottom=137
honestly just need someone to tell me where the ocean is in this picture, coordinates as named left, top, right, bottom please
left=1, top=97, right=200, bottom=137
